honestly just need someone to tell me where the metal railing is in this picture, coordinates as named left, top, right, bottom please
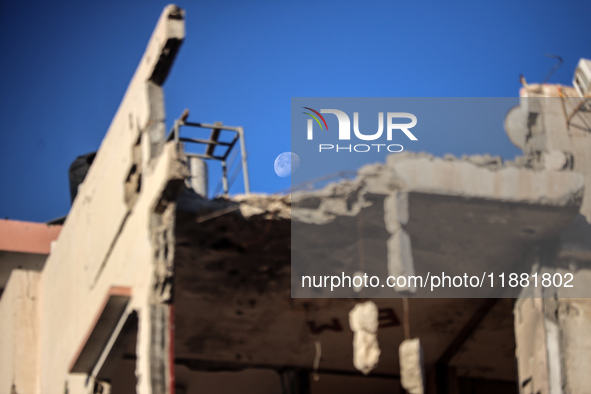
left=167, top=110, right=250, bottom=195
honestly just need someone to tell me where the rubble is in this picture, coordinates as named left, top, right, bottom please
left=348, top=301, right=381, bottom=375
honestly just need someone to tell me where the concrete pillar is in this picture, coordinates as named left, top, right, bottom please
left=514, top=289, right=591, bottom=394
left=383, top=191, right=415, bottom=293
left=510, top=86, right=591, bottom=394
left=514, top=297, right=559, bottom=393
left=189, top=157, right=208, bottom=197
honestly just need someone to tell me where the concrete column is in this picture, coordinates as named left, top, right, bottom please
left=383, top=191, right=415, bottom=293
left=514, top=297, right=558, bottom=393
left=510, top=86, right=591, bottom=394
left=189, top=157, right=208, bottom=197
left=514, top=293, right=591, bottom=394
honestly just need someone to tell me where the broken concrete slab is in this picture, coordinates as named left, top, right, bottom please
left=399, top=338, right=425, bottom=394
left=349, top=301, right=381, bottom=375
left=386, top=153, right=584, bottom=206
left=291, top=152, right=584, bottom=298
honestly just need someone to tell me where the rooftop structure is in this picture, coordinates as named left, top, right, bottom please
left=1, top=5, right=590, bottom=394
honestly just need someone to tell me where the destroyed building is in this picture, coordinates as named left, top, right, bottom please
left=1, top=5, right=591, bottom=394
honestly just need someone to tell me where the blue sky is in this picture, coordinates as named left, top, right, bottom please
left=1, top=0, right=590, bottom=222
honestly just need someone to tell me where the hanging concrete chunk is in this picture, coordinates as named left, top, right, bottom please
left=348, top=301, right=381, bottom=374
left=399, top=338, right=425, bottom=394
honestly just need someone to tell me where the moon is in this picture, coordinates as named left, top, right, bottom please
left=274, top=152, right=300, bottom=177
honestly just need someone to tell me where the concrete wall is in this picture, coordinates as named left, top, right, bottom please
left=0, top=220, right=61, bottom=291
left=513, top=85, right=591, bottom=393
left=0, top=270, right=41, bottom=394
left=0, top=5, right=186, bottom=394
